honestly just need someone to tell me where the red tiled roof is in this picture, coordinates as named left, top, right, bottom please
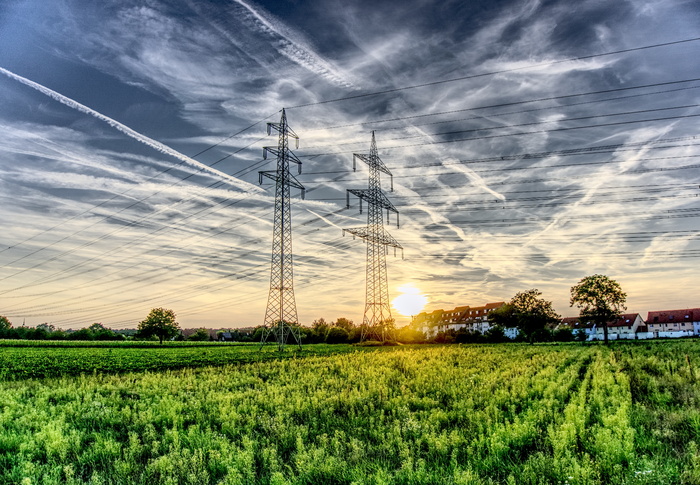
left=413, top=302, right=505, bottom=326
left=608, top=313, right=642, bottom=328
left=563, top=313, right=642, bottom=328
left=647, top=308, right=700, bottom=324
left=560, top=317, right=594, bottom=329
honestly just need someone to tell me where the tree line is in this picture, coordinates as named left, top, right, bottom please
left=0, top=274, right=627, bottom=345
left=488, top=274, right=627, bottom=344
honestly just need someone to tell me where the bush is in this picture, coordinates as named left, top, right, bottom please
left=325, top=327, right=349, bottom=344
left=553, top=327, right=574, bottom=342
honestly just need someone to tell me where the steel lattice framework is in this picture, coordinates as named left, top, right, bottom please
left=258, top=109, right=304, bottom=350
left=344, top=132, right=402, bottom=342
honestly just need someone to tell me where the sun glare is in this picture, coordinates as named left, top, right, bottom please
left=392, top=284, right=428, bottom=317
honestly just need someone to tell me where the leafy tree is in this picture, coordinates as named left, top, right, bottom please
left=333, top=318, right=355, bottom=331
left=552, top=327, right=574, bottom=342
left=68, top=328, right=94, bottom=340
left=0, top=315, right=11, bottom=331
left=311, top=318, right=329, bottom=331
left=86, top=322, right=121, bottom=341
left=36, top=323, right=56, bottom=333
left=88, top=323, right=107, bottom=332
left=574, top=329, right=588, bottom=342
left=502, top=289, right=560, bottom=344
left=325, top=326, right=349, bottom=344
left=252, top=326, right=266, bottom=342
left=395, top=325, right=425, bottom=343
left=570, top=274, right=627, bottom=345
left=137, top=307, right=180, bottom=344
left=188, top=328, right=210, bottom=341
left=484, top=325, right=508, bottom=343
left=487, top=303, right=516, bottom=328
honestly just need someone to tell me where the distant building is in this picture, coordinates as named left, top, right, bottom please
left=646, top=308, right=700, bottom=338
left=559, top=314, right=643, bottom=340
left=560, top=317, right=596, bottom=340
left=607, top=313, right=644, bottom=340
left=219, top=332, right=235, bottom=342
left=413, top=302, right=505, bottom=338
left=561, top=310, right=699, bottom=340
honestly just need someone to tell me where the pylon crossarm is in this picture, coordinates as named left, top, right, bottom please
left=353, top=153, right=392, bottom=178
left=259, top=170, right=277, bottom=184
left=344, top=226, right=402, bottom=250
left=287, top=172, right=305, bottom=196
left=348, top=189, right=397, bottom=214
left=267, top=123, right=299, bottom=145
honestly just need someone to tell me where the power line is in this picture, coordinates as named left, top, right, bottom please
left=0, top=112, right=277, bottom=256
left=287, top=37, right=700, bottom=109
left=298, top=79, right=700, bottom=132
left=297, top=114, right=700, bottom=157
left=299, top=104, right=700, bottom=150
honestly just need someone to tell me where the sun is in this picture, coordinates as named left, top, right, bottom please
left=392, top=284, right=429, bottom=317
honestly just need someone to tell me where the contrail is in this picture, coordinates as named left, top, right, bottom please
left=231, top=0, right=356, bottom=89
left=0, top=66, right=261, bottom=193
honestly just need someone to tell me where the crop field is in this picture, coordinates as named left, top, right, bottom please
left=0, top=341, right=367, bottom=379
left=1, top=341, right=700, bottom=484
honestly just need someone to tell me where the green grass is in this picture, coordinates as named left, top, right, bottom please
left=1, top=341, right=700, bottom=483
left=0, top=341, right=362, bottom=379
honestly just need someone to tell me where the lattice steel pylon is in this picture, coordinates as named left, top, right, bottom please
left=344, top=131, right=402, bottom=342
left=258, top=109, right=305, bottom=351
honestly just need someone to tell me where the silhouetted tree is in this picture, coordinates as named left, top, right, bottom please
left=502, top=289, right=560, bottom=344
left=570, top=274, right=626, bottom=345
left=137, top=307, right=180, bottom=344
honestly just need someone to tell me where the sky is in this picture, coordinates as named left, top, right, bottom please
left=0, top=0, right=699, bottom=330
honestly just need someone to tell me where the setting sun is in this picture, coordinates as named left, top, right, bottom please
left=392, top=284, right=429, bottom=317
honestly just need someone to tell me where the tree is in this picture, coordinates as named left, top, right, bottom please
left=36, top=323, right=56, bottom=333
left=570, top=274, right=627, bottom=345
left=137, top=308, right=180, bottom=344
left=188, top=328, right=210, bottom=341
left=502, top=289, right=560, bottom=344
left=325, top=326, right=349, bottom=344
left=395, top=325, right=425, bottom=343
left=0, top=315, right=12, bottom=331
left=488, top=303, right=516, bottom=328
left=333, top=317, right=355, bottom=331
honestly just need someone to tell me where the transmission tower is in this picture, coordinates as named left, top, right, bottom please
left=344, top=131, right=402, bottom=342
left=259, top=109, right=305, bottom=351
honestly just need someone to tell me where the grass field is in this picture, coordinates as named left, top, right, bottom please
left=0, top=341, right=361, bottom=379
left=1, top=341, right=700, bottom=484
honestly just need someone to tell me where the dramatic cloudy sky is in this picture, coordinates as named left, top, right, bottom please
left=1, top=0, right=699, bottom=330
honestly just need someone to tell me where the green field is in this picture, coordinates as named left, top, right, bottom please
left=1, top=341, right=700, bottom=484
left=0, top=341, right=362, bottom=380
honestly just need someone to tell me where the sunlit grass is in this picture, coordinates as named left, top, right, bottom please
left=1, top=341, right=700, bottom=483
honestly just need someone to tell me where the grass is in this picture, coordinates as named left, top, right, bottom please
left=0, top=340, right=362, bottom=379
left=1, top=340, right=700, bottom=483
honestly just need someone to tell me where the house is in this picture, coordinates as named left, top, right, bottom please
left=607, top=313, right=644, bottom=340
left=413, top=302, right=505, bottom=337
left=413, top=310, right=445, bottom=337
left=219, top=332, right=235, bottom=342
left=646, top=308, right=700, bottom=338
left=559, top=313, right=643, bottom=340
left=560, top=317, right=596, bottom=340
